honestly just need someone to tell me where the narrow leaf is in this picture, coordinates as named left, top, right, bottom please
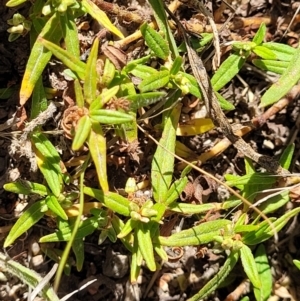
left=261, top=45, right=300, bottom=107
left=159, top=220, right=232, bottom=247
left=39, top=37, right=86, bottom=79
left=89, top=109, right=134, bottom=124
left=152, top=102, right=182, bottom=203
left=188, top=251, right=239, bottom=301
left=240, top=244, right=261, bottom=289
left=262, top=42, right=296, bottom=61
left=72, top=115, right=92, bottom=151
left=4, top=180, right=48, bottom=196
left=20, top=13, right=62, bottom=105
left=88, top=123, right=108, bottom=192
left=254, top=244, right=272, bottom=301
left=4, top=200, right=46, bottom=247
left=84, top=37, right=99, bottom=104
left=45, top=195, right=68, bottom=220
left=211, top=53, right=247, bottom=91
left=140, top=23, right=170, bottom=60
left=252, top=59, right=288, bottom=74
left=138, top=70, right=170, bottom=92
left=137, top=223, right=156, bottom=271
left=83, top=187, right=130, bottom=216
left=81, top=0, right=124, bottom=38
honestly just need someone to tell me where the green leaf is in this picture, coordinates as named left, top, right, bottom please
left=169, top=202, right=223, bottom=215
left=279, top=144, right=294, bottom=169
left=127, top=92, right=166, bottom=110
left=45, top=195, right=68, bottom=220
left=90, top=86, right=120, bottom=111
left=102, top=58, right=116, bottom=86
left=0, top=252, right=60, bottom=301
left=72, top=239, right=84, bottom=271
left=159, top=219, right=232, bottom=247
left=215, top=92, right=235, bottom=110
left=88, top=123, right=108, bottom=192
left=261, top=42, right=296, bottom=61
left=90, top=109, right=133, bottom=124
left=74, top=79, right=84, bottom=108
left=170, top=56, right=183, bottom=75
left=138, top=70, right=170, bottom=92
left=39, top=216, right=99, bottom=242
left=31, top=132, right=61, bottom=172
left=129, top=64, right=159, bottom=80
left=137, top=223, right=156, bottom=271
left=293, top=259, right=300, bottom=270
left=261, top=45, right=300, bottom=107
left=211, top=53, right=247, bottom=91
left=35, top=149, right=62, bottom=197
left=84, top=37, right=99, bottom=104
left=4, top=200, right=46, bottom=247
left=20, top=13, right=62, bottom=105
left=252, top=23, right=266, bottom=45
left=81, top=0, right=124, bottom=38
left=6, top=0, right=27, bottom=6
left=152, top=101, right=182, bottom=203
left=61, top=11, right=80, bottom=58
left=240, top=244, right=261, bottom=289
left=39, top=37, right=86, bottom=80
left=83, top=187, right=130, bottom=216
left=188, top=251, right=239, bottom=301
left=254, top=244, right=272, bottom=301
left=147, top=0, right=179, bottom=57
left=72, top=115, right=92, bottom=150
left=253, top=45, right=277, bottom=60
left=252, top=59, right=288, bottom=74
left=4, top=180, right=48, bottom=196
left=265, top=207, right=300, bottom=236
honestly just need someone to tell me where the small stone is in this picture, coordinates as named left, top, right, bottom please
left=263, top=139, right=275, bottom=150
left=103, top=248, right=128, bottom=279
left=31, top=255, right=43, bottom=267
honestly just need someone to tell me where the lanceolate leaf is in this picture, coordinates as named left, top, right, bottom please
left=39, top=37, right=86, bottom=79
left=140, top=23, right=170, bottom=60
left=151, top=102, right=182, bottom=203
left=261, top=45, right=300, bottom=107
left=81, top=0, right=124, bottom=38
left=39, top=217, right=99, bottom=242
left=20, top=13, right=62, bottom=105
left=45, top=195, right=68, bottom=220
left=0, top=252, right=60, bottom=301
left=83, top=187, right=130, bottom=216
left=127, top=92, right=166, bottom=110
left=137, top=223, right=156, bottom=271
left=138, top=70, right=170, bottom=92
left=188, top=251, right=239, bottom=301
left=84, top=37, right=99, bottom=104
left=88, top=123, right=108, bottom=192
left=60, top=11, right=80, bottom=58
left=89, top=109, right=134, bottom=124
left=4, top=180, right=48, bottom=196
left=252, top=59, right=288, bottom=74
left=261, top=42, right=296, bottom=61
left=159, top=219, right=232, bottom=247
left=240, top=244, right=261, bottom=289
left=254, top=244, right=272, bottom=301
left=72, top=115, right=92, bottom=151
left=4, top=200, right=47, bottom=247
left=211, top=53, right=247, bottom=91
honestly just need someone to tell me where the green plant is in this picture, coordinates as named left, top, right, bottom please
left=3, top=0, right=300, bottom=299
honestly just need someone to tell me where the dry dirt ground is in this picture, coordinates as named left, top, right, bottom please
left=0, top=0, right=300, bottom=300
